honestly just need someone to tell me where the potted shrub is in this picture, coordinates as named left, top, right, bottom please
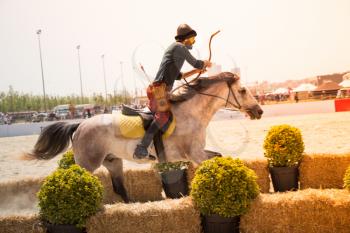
left=263, top=124, right=305, bottom=192
left=154, top=161, right=190, bottom=198
left=58, top=149, right=75, bottom=169
left=191, top=157, right=259, bottom=233
left=37, top=164, right=104, bottom=233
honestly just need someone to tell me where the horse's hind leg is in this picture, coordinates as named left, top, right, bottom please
left=103, top=155, right=129, bottom=203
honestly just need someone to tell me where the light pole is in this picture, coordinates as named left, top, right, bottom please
left=36, top=29, right=47, bottom=112
left=76, top=45, right=84, bottom=103
left=120, top=61, right=127, bottom=103
left=101, top=54, right=108, bottom=105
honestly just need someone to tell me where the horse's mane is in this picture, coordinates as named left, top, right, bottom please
left=169, top=72, right=238, bottom=104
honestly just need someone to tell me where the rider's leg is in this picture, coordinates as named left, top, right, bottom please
left=134, top=82, right=170, bottom=159
left=133, top=119, right=160, bottom=159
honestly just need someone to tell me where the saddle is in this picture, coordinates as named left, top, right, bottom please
left=119, top=104, right=175, bottom=162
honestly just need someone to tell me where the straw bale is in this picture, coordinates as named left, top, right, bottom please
left=0, top=177, right=43, bottom=202
left=95, top=167, right=164, bottom=203
left=0, top=214, right=44, bottom=233
left=241, top=189, right=350, bottom=233
left=299, top=153, right=350, bottom=189
left=94, top=168, right=123, bottom=204
left=243, top=159, right=270, bottom=193
left=0, top=170, right=121, bottom=211
left=0, top=177, right=44, bottom=215
left=124, top=169, right=163, bottom=202
left=86, top=197, right=201, bottom=233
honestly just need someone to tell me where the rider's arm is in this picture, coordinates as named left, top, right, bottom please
left=175, top=44, right=205, bottom=69
left=175, top=45, right=212, bottom=79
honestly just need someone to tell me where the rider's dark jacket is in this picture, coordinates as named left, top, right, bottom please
left=153, top=42, right=205, bottom=89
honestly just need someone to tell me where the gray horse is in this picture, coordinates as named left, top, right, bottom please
left=29, top=72, right=263, bottom=202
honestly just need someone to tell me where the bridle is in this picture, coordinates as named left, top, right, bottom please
left=193, top=79, right=243, bottom=110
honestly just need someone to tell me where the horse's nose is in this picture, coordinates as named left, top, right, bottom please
left=258, top=109, right=264, bottom=115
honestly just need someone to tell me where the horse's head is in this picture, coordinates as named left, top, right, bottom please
left=170, top=72, right=263, bottom=119
left=220, top=72, right=263, bottom=119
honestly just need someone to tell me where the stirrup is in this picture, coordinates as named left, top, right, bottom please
left=133, top=144, right=156, bottom=160
left=133, top=144, right=149, bottom=159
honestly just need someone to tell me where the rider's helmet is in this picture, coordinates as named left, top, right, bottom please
left=175, top=24, right=197, bottom=42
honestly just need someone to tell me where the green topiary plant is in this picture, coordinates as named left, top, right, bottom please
left=343, top=166, right=350, bottom=190
left=154, top=161, right=190, bottom=172
left=190, top=157, right=259, bottom=217
left=263, top=124, right=305, bottom=167
left=37, top=164, right=104, bottom=228
left=58, top=149, right=75, bottom=169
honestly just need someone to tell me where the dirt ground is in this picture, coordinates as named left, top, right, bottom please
left=0, top=111, right=349, bottom=182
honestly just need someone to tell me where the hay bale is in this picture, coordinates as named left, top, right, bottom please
left=241, top=189, right=350, bottom=233
left=86, top=197, right=201, bottom=233
left=0, top=214, right=44, bottom=233
left=299, top=154, right=350, bottom=189
left=0, top=167, right=163, bottom=210
left=95, top=167, right=163, bottom=203
left=94, top=168, right=123, bottom=204
left=0, top=177, right=43, bottom=215
left=0, top=177, right=43, bottom=203
left=243, top=159, right=270, bottom=193
left=0, top=170, right=121, bottom=211
left=124, top=169, right=163, bottom=202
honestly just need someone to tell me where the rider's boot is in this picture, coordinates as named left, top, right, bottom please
left=133, top=120, right=160, bottom=159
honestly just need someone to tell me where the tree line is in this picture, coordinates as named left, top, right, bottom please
left=0, top=86, right=133, bottom=113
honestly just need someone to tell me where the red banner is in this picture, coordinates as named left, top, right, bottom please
left=334, top=98, right=350, bottom=112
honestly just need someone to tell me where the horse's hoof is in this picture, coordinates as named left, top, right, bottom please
left=148, top=154, right=156, bottom=160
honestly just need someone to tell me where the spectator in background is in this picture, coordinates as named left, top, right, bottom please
left=69, top=104, right=75, bottom=119
left=259, top=94, right=265, bottom=105
left=294, top=92, right=299, bottom=103
left=275, top=94, right=280, bottom=102
left=336, top=90, right=342, bottom=98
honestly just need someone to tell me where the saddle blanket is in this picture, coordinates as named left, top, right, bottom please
left=112, top=113, right=175, bottom=139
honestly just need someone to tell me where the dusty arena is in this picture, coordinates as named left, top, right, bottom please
left=1, top=111, right=350, bottom=232
left=0, top=111, right=350, bottom=182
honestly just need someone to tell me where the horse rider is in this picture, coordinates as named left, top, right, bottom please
left=133, top=24, right=212, bottom=159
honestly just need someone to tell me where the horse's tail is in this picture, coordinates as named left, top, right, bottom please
left=29, top=122, right=80, bottom=160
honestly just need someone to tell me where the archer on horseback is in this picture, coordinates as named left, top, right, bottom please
left=133, top=24, right=212, bottom=160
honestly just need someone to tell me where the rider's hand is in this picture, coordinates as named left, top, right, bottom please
left=203, top=60, right=212, bottom=68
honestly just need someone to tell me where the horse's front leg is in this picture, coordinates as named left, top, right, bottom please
left=187, top=136, right=208, bottom=165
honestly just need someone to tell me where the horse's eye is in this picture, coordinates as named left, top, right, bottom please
left=239, top=87, right=246, bottom=94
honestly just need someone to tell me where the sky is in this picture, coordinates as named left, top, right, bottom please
left=0, top=0, right=350, bottom=96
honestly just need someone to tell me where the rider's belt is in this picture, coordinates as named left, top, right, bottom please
left=150, top=82, right=171, bottom=112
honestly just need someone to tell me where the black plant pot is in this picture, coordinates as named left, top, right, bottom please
left=269, top=166, right=299, bottom=192
left=202, top=214, right=240, bottom=233
left=44, top=222, right=86, bottom=233
left=161, top=169, right=188, bottom=198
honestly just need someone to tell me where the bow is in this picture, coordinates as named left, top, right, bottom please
left=186, top=30, right=220, bottom=82
left=171, top=30, right=221, bottom=93
left=208, top=30, right=221, bottom=63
